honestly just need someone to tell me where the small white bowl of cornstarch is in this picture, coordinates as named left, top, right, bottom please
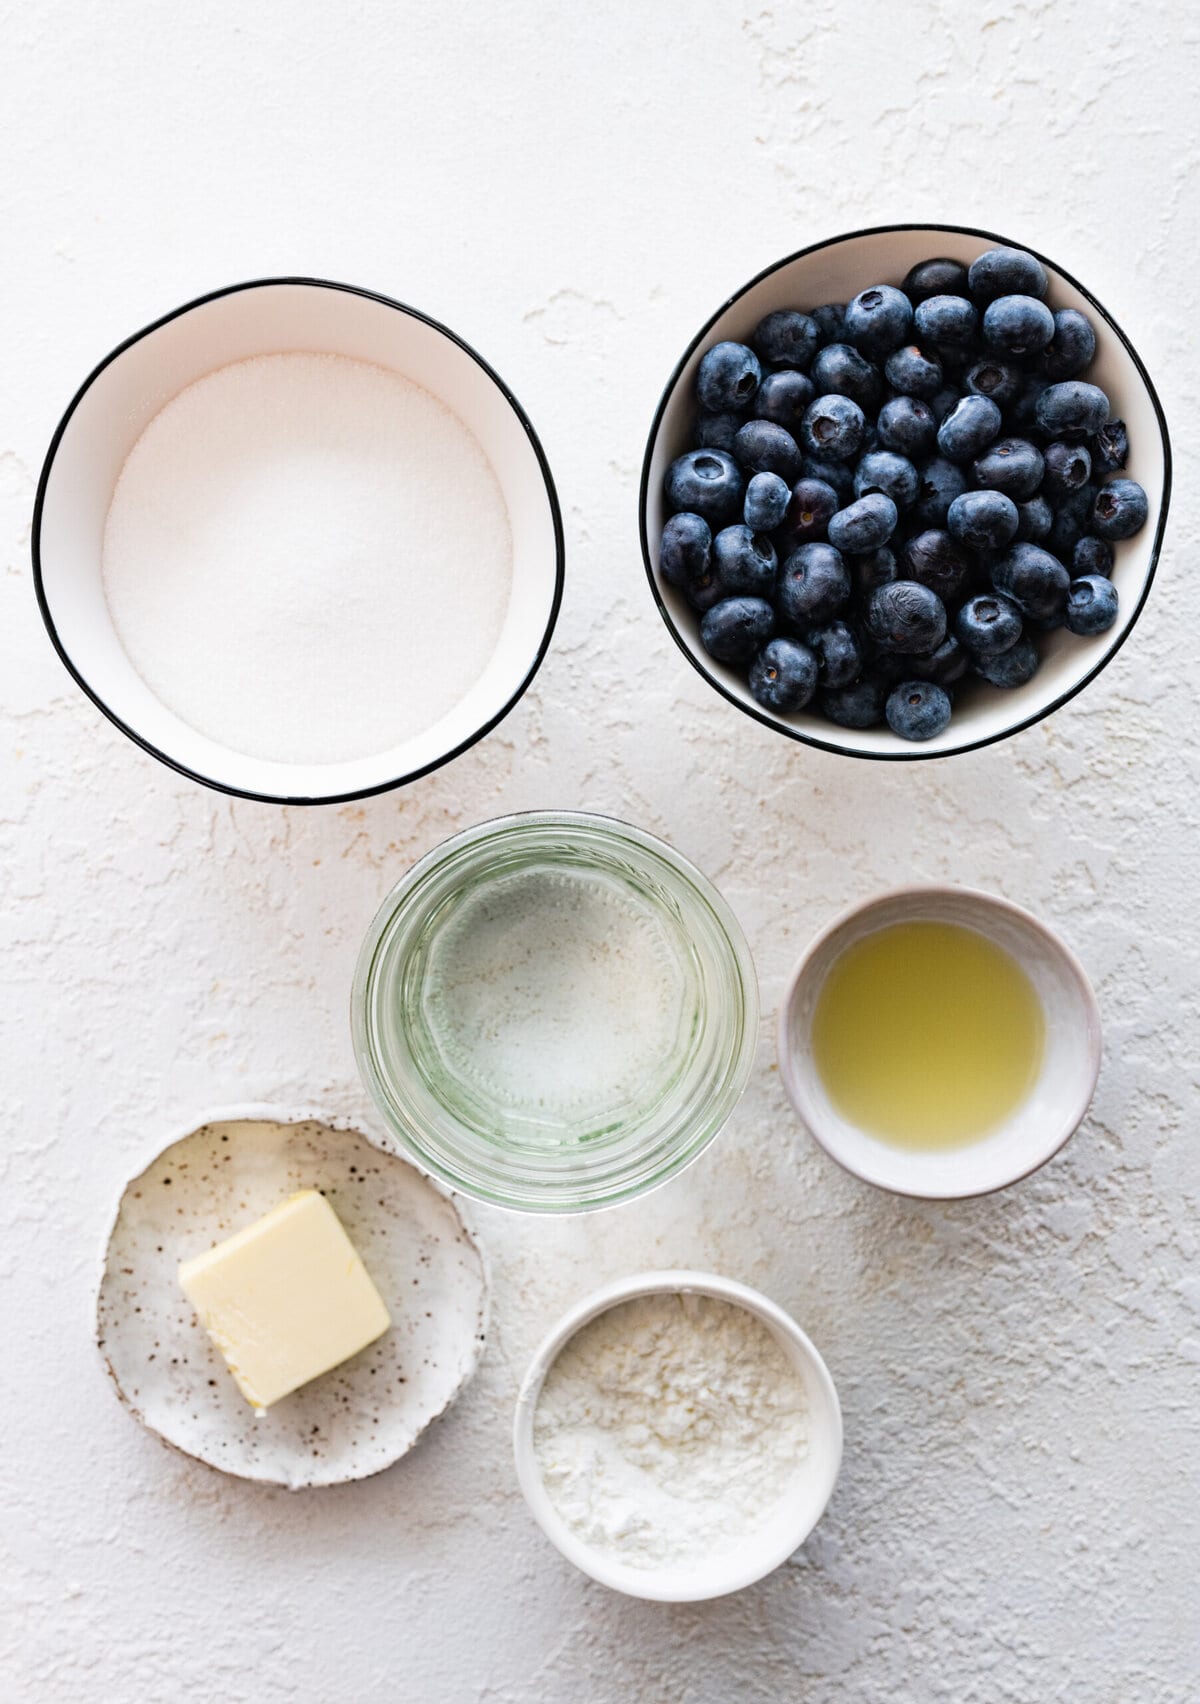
left=513, top=1271, right=842, bottom=1601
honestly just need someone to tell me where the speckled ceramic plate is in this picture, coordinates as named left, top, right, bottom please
left=97, top=1108, right=488, bottom=1488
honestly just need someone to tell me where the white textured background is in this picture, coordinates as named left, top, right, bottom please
left=3, top=3, right=1198, bottom=1699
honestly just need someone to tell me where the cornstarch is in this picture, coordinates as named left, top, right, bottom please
left=533, top=1291, right=810, bottom=1572
left=102, top=352, right=512, bottom=765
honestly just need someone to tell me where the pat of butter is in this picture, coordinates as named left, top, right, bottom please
left=179, top=1190, right=391, bottom=1411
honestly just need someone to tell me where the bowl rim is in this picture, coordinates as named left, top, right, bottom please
left=512, top=1268, right=843, bottom=1601
left=350, top=807, right=761, bottom=1214
left=32, top=274, right=566, bottom=806
left=638, top=220, right=1173, bottom=762
left=776, top=882, right=1103, bottom=1198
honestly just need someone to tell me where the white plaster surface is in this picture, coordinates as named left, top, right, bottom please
left=2, top=3, right=1197, bottom=1698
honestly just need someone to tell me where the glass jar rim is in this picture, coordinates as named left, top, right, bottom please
left=351, top=810, right=759, bottom=1213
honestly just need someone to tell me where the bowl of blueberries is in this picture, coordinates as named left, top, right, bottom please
left=640, top=224, right=1170, bottom=756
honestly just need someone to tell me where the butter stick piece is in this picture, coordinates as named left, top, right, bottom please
left=179, top=1190, right=391, bottom=1411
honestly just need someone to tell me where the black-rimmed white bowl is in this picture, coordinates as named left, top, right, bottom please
left=639, top=223, right=1171, bottom=761
left=34, top=278, right=564, bottom=804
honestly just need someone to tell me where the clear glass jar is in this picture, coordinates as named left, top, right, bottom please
left=351, top=811, right=758, bottom=1213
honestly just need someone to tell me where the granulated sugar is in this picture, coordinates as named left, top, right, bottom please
left=102, top=352, right=513, bottom=765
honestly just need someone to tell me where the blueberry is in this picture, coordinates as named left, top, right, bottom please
left=1072, top=535, right=1114, bottom=578
left=972, top=437, right=1044, bottom=501
left=902, top=257, right=969, bottom=303
left=810, top=302, right=847, bottom=345
left=659, top=512, right=711, bottom=590
left=968, top=246, right=1048, bottom=303
left=937, top=395, right=1002, bottom=464
left=877, top=396, right=937, bottom=460
left=869, top=647, right=924, bottom=686
left=665, top=449, right=744, bottom=526
left=964, top=357, right=1021, bottom=409
left=908, top=636, right=969, bottom=687
left=948, top=489, right=1019, bottom=552
left=1065, top=574, right=1120, bottom=636
left=748, top=636, right=819, bottom=712
left=1092, top=419, right=1129, bottom=475
left=695, top=411, right=745, bottom=453
left=683, top=564, right=726, bottom=613
left=835, top=494, right=900, bottom=558
left=972, top=634, right=1040, bottom=687
left=853, top=546, right=899, bottom=595
left=913, top=294, right=979, bottom=351
left=1048, top=484, right=1098, bottom=558
left=800, top=394, right=866, bottom=462
left=828, top=492, right=899, bottom=555
left=733, top=419, right=803, bottom=483
left=753, top=369, right=815, bottom=431
left=1036, top=381, right=1111, bottom=442
left=811, top=343, right=883, bottom=413
left=805, top=619, right=863, bottom=689
left=1043, top=308, right=1097, bottom=381
left=777, top=542, right=851, bottom=626
left=929, top=386, right=961, bottom=423
left=1042, top=441, right=1092, bottom=499
left=800, top=455, right=855, bottom=505
left=697, top=341, right=761, bottom=412
left=699, top=596, right=775, bottom=664
left=886, top=680, right=952, bottom=741
left=781, top=477, right=839, bottom=545
left=956, top=592, right=1023, bottom=656
left=743, top=471, right=791, bottom=533
left=983, top=294, right=1056, bottom=356
left=822, top=674, right=886, bottom=729
left=712, top=524, right=777, bottom=596
left=854, top=450, right=920, bottom=510
left=884, top=344, right=943, bottom=400
left=1092, top=478, right=1149, bottom=540
left=1006, top=374, right=1050, bottom=434
left=845, top=284, right=913, bottom=357
left=911, top=457, right=968, bottom=528
left=970, top=547, right=1003, bottom=588
left=866, top=580, right=947, bottom=655
left=752, top=310, right=820, bottom=372
left=902, top=529, right=972, bottom=605
left=992, top=542, right=1070, bottom=623
left=1015, top=494, right=1053, bottom=543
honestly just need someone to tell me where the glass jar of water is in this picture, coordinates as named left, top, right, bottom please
left=352, top=812, right=758, bottom=1212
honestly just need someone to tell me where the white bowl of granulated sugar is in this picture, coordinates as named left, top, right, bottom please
left=34, top=279, right=563, bottom=804
left=513, top=1270, right=843, bottom=1601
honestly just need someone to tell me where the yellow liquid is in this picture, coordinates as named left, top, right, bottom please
left=811, top=921, right=1044, bottom=1151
